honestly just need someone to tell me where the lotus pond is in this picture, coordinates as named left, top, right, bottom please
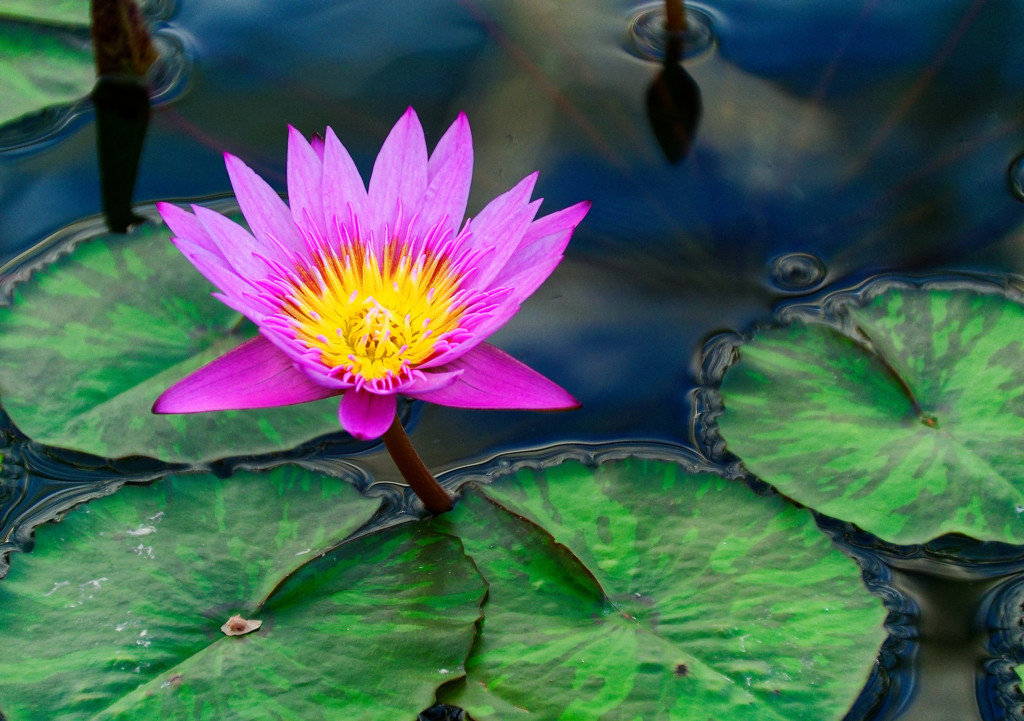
left=2, top=1, right=1024, bottom=719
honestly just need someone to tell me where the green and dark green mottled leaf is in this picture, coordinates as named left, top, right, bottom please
left=0, top=219, right=348, bottom=462
left=432, top=457, right=886, bottom=720
left=719, top=288, right=1024, bottom=545
left=0, top=1, right=89, bottom=26
left=0, top=21, right=94, bottom=128
left=0, top=465, right=486, bottom=720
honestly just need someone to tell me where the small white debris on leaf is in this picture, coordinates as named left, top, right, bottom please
left=221, top=614, right=262, bottom=636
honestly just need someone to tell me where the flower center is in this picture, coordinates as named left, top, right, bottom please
left=281, top=238, right=465, bottom=386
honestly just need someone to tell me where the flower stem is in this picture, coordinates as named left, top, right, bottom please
left=381, top=415, right=453, bottom=514
left=665, top=0, right=687, bottom=34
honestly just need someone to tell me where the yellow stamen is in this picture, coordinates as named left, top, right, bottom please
left=282, top=240, right=464, bottom=382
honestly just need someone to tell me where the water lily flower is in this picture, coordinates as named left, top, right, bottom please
left=154, top=108, right=588, bottom=508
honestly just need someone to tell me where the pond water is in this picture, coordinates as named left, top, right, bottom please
left=2, top=1, right=1024, bottom=719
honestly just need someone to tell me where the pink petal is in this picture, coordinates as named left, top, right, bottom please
left=322, top=126, right=369, bottom=243
left=223, top=153, right=305, bottom=256
left=192, top=205, right=273, bottom=280
left=287, top=125, right=328, bottom=241
left=412, top=112, right=473, bottom=238
left=310, top=132, right=326, bottom=161
left=250, top=322, right=354, bottom=391
left=153, top=336, right=339, bottom=414
left=432, top=200, right=591, bottom=364
left=367, top=107, right=428, bottom=236
left=210, top=291, right=272, bottom=325
left=492, top=200, right=591, bottom=298
left=339, top=388, right=397, bottom=440
left=406, top=343, right=578, bottom=410
left=461, top=173, right=541, bottom=289
left=158, top=202, right=225, bottom=261
left=405, top=368, right=463, bottom=393
left=170, top=235, right=231, bottom=277
left=171, top=241, right=269, bottom=321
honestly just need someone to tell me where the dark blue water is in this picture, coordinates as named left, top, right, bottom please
left=3, top=1, right=1024, bottom=719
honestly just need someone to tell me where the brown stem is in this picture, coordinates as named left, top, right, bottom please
left=381, top=415, right=453, bottom=514
left=665, top=0, right=687, bottom=34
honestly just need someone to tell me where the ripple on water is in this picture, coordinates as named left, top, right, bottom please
left=1008, top=153, right=1024, bottom=203
left=0, top=26, right=191, bottom=152
left=625, top=3, right=716, bottom=62
left=768, top=252, right=828, bottom=292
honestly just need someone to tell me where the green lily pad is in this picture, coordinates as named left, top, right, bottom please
left=0, top=464, right=487, bottom=720
left=432, top=456, right=887, bottom=720
left=0, top=1, right=90, bottom=26
left=718, top=287, right=1024, bottom=545
left=0, top=215, right=351, bottom=463
left=0, top=22, right=94, bottom=129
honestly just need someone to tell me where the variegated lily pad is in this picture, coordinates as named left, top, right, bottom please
left=717, top=286, right=1024, bottom=545
left=434, top=456, right=887, bottom=720
left=0, top=213, right=355, bottom=462
left=0, top=464, right=486, bottom=721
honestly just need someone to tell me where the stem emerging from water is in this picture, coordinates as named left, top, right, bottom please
left=382, top=415, right=453, bottom=514
left=665, top=0, right=687, bottom=34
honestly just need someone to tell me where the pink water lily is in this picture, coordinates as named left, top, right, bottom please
left=154, top=107, right=589, bottom=445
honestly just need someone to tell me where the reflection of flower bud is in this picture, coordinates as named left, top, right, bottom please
left=92, top=75, right=149, bottom=233
left=91, top=0, right=158, bottom=78
left=646, top=54, right=702, bottom=165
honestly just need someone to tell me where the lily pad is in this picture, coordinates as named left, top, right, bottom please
left=0, top=1, right=90, bottom=26
left=0, top=464, right=487, bottom=720
left=0, top=1, right=169, bottom=131
left=0, top=214, right=352, bottom=463
left=717, top=286, right=1024, bottom=545
left=0, top=21, right=94, bottom=129
left=433, top=456, right=887, bottom=720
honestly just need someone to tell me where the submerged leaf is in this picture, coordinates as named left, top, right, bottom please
left=0, top=215, right=353, bottom=462
left=432, top=457, right=887, bottom=720
left=718, top=287, right=1024, bottom=545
